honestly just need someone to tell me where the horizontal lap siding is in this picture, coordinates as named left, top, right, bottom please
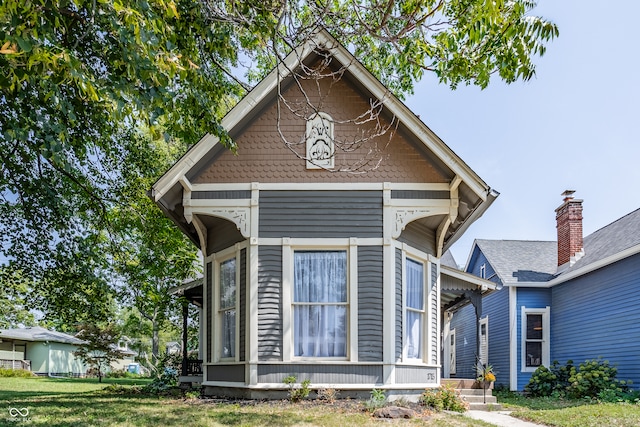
left=395, top=366, right=438, bottom=384
left=482, top=290, right=510, bottom=388
left=516, top=288, right=551, bottom=390
left=358, top=246, right=383, bottom=361
left=551, top=254, right=640, bottom=388
left=450, top=304, right=476, bottom=379
left=192, top=190, right=252, bottom=199
left=258, top=246, right=282, bottom=361
left=397, top=221, right=436, bottom=256
left=395, top=248, right=403, bottom=361
left=257, top=364, right=382, bottom=384
left=206, top=262, right=213, bottom=363
left=239, top=248, right=247, bottom=362
left=207, top=364, right=245, bottom=382
left=259, top=191, right=383, bottom=238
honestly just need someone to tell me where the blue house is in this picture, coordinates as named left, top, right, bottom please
left=446, top=191, right=640, bottom=390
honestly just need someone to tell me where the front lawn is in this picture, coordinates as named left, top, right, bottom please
left=497, top=390, right=640, bottom=427
left=0, top=377, right=491, bottom=426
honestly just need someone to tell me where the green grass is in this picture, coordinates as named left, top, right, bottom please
left=0, top=377, right=492, bottom=426
left=497, top=390, right=640, bottom=427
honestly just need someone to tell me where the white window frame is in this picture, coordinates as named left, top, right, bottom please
left=401, top=247, right=433, bottom=364
left=214, top=247, right=240, bottom=362
left=521, top=306, right=550, bottom=372
left=449, top=327, right=457, bottom=375
left=479, top=316, right=489, bottom=367
left=282, top=239, right=357, bottom=361
left=480, top=263, right=486, bottom=279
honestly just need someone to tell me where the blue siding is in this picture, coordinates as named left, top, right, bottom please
left=450, top=303, right=477, bottom=379
left=551, top=254, right=640, bottom=389
left=482, top=289, right=510, bottom=389
left=516, top=287, right=552, bottom=390
left=466, top=249, right=497, bottom=283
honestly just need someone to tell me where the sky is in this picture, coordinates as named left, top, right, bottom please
left=405, top=0, right=640, bottom=266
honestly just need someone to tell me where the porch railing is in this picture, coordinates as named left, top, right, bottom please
left=182, top=358, right=203, bottom=376
left=0, top=359, right=31, bottom=371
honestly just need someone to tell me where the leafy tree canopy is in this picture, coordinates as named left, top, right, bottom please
left=0, top=0, right=557, bottom=324
left=74, top=322, right=127, bottom=382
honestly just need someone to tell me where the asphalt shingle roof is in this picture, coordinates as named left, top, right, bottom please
left=0, top=326, right=84, bottom=345
left=473, top=207, right=640, bottom=285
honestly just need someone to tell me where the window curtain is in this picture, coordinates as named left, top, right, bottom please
left=406, top=259, right=424, bottom=359
left=294, top=251, right=347, bottom=357
left=220, top=258, right=236, bottom=358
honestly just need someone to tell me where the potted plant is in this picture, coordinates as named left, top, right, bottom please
left=475, top=362, right=496, bottom=404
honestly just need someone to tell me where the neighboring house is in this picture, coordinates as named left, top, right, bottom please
left=152, top=28, right=497, bottom=398
left=0, top=327, right=86, bottom=376
left=449, top=191, right=640, bottom=391
left=110, top=336, right=138, bottom=372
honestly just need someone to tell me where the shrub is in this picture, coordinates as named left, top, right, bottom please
left=420, top=385, right=469, bottom=413
left=567, top=358, right=628, bottom=399
left=364, top=388, right=387, bottom=412
left=525, top=360, right=574, bottom=397
left=283, top=375, right=311, bottom=402
left=0, top=368, right=35, bottom=378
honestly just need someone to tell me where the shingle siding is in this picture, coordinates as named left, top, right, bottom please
left=552, top=254, right=640, bottom=388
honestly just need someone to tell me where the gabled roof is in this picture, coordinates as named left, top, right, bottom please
left=470, top=207, right=640, bottom=287
left=152, top=28, right=497, bottom=252
left=471, top=240, right=558, bottom=285
left=0, top=326, right=84, bottom=345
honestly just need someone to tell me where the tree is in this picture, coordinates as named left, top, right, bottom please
left=1, top=0, right=557, bottom=323
left=0, top=267, right=36, bottom=328
left=74, top=323, right=126, bottom=382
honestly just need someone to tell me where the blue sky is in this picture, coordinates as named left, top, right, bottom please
left=405, top=0, right=640, bottom=266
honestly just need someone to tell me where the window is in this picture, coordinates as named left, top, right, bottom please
left=219, top=257, right=236, bottom=359
left=293, top=251, right=347, bottom=357
left=480, top=263, right=486, bottom=279
left=405, top=258, right=425, bottom=360
left=521, top=307, right=550, bottom=371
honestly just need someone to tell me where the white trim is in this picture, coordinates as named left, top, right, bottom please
left=440, top=265, right=496, bottom=290
left=349, top=238, right=359, bottom=362
left=479, top=316, right=489, bottom=367
left=214, top=250, right=241, bottom=363
left=190, top=182, right=452, bottom=192
left=520, top=306, right=550, bottom=373
left=509, top=286, right=517, bottom=391
left=248, top=243, right=258, bottom=384
left=282, top=240, right=292, bottom=361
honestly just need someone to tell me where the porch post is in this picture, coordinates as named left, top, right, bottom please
left=181, top=299, right=188, bottom=377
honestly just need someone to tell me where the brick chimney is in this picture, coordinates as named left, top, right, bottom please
left=555, top=190, right=583, bottom=267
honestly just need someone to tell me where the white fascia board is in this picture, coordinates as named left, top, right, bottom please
left=503, top=281, right=550, bottom=288
left=547, top=243, right=640, bottom=287
left=440, top=265, right=496, bottom=290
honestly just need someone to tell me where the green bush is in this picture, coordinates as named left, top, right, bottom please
left=420, top=385, right=469, bottom=412
left=283, top=375, right=311, bottom=402
left=364, top=388, right=387, bottom=412
left=0, top=368, right=35, bottom=378
left=525, top=360, right=574, bottom=397
left=567, top=358, right=628, bottom=399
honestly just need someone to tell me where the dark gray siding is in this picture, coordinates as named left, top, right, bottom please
left=552, top=254, right=640, bottom=390
left=257, top=364, right=382, bottom=384
left=206, top=219, right=245, bottom=256
left=206, top=262, right=213, bottom=363
left=391, top=190, right=449, bottom=200
left=483, top=289, right=510, bottom=389
left=450, top=303, right=476, bottom=379
left=258, top=246, right=282, bottom=361
left=357, top=246, right=383, bottom=361
left=239, top=248, right=247, bottom=362
left=207, top=364, right=245, bottom=383
left=192, top=190, right=251, bottom=199
left=397, top=221, right=436, bottom=256
left=259, top=191, right=383, bottom=238
left=395, top=248, right=403, bottom=361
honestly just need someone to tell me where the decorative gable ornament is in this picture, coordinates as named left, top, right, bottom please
left=305, top=112, right=334, bottom=169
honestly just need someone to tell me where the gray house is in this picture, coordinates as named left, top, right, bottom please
left=153, top=29, right=497, bottom=398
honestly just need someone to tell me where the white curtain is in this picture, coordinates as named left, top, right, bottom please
left=220, top=258, right=236, bottom=358
left=294, top=251, right=347, bottom=357
left=406, top=259, right=424, bottom=359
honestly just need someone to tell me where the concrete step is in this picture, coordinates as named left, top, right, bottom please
left=461, top=394, right=498, bottom=404
left=468, top=402, right=503, bottom=411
